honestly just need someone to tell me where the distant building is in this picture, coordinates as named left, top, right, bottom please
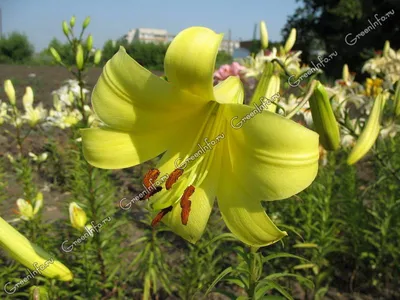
left=123, top=28, right=240, bottom=55
left=219, top=39, right=240, bottom=55
left=124, top=28, right=169, bottom=44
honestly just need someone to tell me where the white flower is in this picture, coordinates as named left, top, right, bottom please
left=29, top=152, right=49, bottom=163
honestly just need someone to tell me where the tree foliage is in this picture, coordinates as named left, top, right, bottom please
left=283, top=0, right=400, bottom=78
left=101, top=39, right=233, bottom=71
left=0, top=32, right=34, bottom=64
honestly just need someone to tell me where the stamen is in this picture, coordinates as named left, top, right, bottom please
left=143, top=168, right=160, bottom=188
left=143, top=186, right=162, bottom=200
left=151, top=206, right=173, bottom=227
left=141, top=168, right=162, bottom=200
left=165, top=168, right=184, bottom=190
left=180, top=185, right=195, bottom=225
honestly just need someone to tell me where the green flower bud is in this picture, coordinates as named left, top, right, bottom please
left=309, top=81, right=340, bottom=151
left=284, top=28, right=296, bottom=53
left=260, top=21, right=268, bottom=50
left=29, top=286, right=49, bottom=300
left=0, top=217, right=73, bottom=281
left=49, top=47, right=62, bottom=63
left=69, top=202, right=87, bottom=231
left=86, top=34, right=93, bottom=51
left=94, top=49, right=102, bottom=65
left=23, top=86, right=34, bottom=109
left=383, top=40, right=390, bottom=57
left=347, top=91, right=389, bottom=165
left=69, top=16, right=76, bottom=27
left=394, top=81, right=400, bottom=117
left=342, top=64, right=349, bottom=82
left=249, top=62, right=280, bottom=113
left=4, top=79, right=16, bottom=105
left=75, top=44, right=84, bottom=70
left=62, top=21, right=69, bottom=37
left=82, top=16, right=91, bottom=29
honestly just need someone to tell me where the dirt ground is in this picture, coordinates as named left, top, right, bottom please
left=0, top=64, right=161, bottom=220
left=0, top=64, right=105, bottom=107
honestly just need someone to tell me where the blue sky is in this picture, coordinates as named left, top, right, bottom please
left=1, top=0, right=299, bottom=51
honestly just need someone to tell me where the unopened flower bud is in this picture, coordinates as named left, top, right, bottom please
left=250, top=62, right=280, bottom=113
left=260, top=21, right=268, bottom=49
left=75, top=44, right=84, bottom=70
left=23, top=87, right=34, bottom=109
left=69, top=202, right=87, bottom=231
left=284, top=28, right=296, bottom=53
left=309, top=81, right=340, bottom=151
left=82, top=17, right=91, bottom=29
left=383, top=40, right=390, bottom=57
left=393, top=81, right=400, bottom=117
left=94, top=49, right=102, bottom=65
left=86, top=34, right=93, bottom=51
left=62, top=21, right=69, bottom=37
left=342, top=64, right=349, bottom=82
left=4, top=80, right=16, bottom=105
left=0, top=217, right=73, bottom=281
left=33, top=192, right=43, bottom=215
left=347, top=91, right=389, bottom=165
left=49, top=47, right=62, bottom=63
left=69, top=16, right=76, bottom=27
left=29, top=286, right=49, bottom=300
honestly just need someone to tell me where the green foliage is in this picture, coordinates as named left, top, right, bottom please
left=215, top=50, right=233, bottom=67
left=283, top=0, right=400, bottom=78
left=0, top=32, right=34, bottom=64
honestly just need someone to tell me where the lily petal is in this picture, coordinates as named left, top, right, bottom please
left=82, top=97, right=213, bottom=169
left=214, top=76, right=244, bottom=104
left=92, top=47, right=208, bottom=132
left=223, top=104, right=319, bottom=200
left=164, top=27, right=223, bottom=100
left=217, top=163, right=287, bottom=247
left=161, top=178, right=217, bottom=244
left=81, top=127, right=170, bottom=169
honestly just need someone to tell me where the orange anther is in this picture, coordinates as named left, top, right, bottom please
left=143, top=186, right=162, bottom=200
left=151, top=206, right=173, bottom=227
left=143, top=168, right=160, bottom=189
left=180, top=185, right=195, bottom=225
left=165, top=168, right=184, bottom=190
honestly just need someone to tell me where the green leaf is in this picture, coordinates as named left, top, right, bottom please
left=204, top=266, right=234, bottom=297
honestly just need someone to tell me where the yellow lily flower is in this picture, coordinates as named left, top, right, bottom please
left=0, top=217, right=72, bottom=281
left=81, top=27, right=319, bottom=247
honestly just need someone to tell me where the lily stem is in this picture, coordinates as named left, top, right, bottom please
left=247, top=247, right=259, bottom=299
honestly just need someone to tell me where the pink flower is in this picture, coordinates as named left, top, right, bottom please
left=214, top=62, right=245, bottom=83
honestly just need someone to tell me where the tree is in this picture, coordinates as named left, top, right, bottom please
left=283, top=0, right=400, bottom=78
left=0, top=32, right=34, bottom=64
